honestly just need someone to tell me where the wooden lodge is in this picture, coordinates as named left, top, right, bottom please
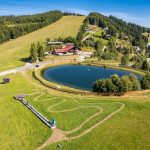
left=52, top=44, right=81, bottom=56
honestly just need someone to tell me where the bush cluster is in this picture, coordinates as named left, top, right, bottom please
left=93, top=73, right=150, bottom=93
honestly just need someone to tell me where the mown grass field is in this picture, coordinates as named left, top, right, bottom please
left=47, top=98, right=150, bottom=150
left=0, top=71, right=150, bottom=150
left=0, top=73, right=51, bottom=150
left=0, top=16, right=85, bottom=71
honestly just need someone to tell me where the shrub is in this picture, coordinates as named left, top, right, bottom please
left=140, top=73, right=150, bottom=89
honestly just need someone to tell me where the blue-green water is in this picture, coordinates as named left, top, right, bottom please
left=43, top=65, right=142, bottom=91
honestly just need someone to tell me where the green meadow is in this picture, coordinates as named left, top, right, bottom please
left=0, top=16, right=85, bottom=71
left=0, top=71, right=150, bottom=150
left=0, top=14, right=150, bottom=150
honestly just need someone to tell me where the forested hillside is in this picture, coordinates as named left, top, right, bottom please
left=0, top=11, right=63, bottom=44
left=87, top=12, right=149, bottom=48
left=0, top=16, right=85, bottom=71
left=76, top=12, right=150, bottom=72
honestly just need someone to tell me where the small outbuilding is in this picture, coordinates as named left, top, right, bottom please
left=2, top=77, right=10, bottom=84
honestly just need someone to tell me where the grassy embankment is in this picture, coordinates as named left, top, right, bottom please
left=33, top=62, right=145, bottom=97
left=0, top=16, right=85, bottom=72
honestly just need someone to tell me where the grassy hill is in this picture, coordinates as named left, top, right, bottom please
left=0, top=73, right=51, bottom=149
left=0, top=16, right=85, bottom=71
left=143, top=32, right=150, bottom=43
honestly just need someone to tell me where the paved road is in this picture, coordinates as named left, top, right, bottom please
left=82, top=30, right=97, bottom=42
left=0, top=59, right=75, bottom=77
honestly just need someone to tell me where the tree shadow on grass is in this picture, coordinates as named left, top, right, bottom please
left=19, top=57, right=31, bottom=63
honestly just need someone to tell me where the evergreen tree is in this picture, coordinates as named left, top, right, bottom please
left=133, top=55, right=147, bottom=69
left=146, top=46, right=150, bottom=58
left=121, top=54, right=129, bottom=66
left=0, top=11, right=63, bottom=44
left=108, top=38, right=116, bottom=52
left=139, top=39, right=146, bottom=51
left=30, top=43, right=38, bottom=62
left=141, top=60, right=150, bottom=71
left=95, top=40, right=103, bottom=60
left=64, top=36, right=77, bottom=45
left=37, top=43, right=45, bottom=60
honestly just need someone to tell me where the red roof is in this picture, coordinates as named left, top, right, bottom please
left=54, top=45, right=75, bottom=53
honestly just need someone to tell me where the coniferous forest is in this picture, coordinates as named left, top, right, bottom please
left=0, top=11, right=64, bottom=44
left=77, top=12, right=150, bottom=48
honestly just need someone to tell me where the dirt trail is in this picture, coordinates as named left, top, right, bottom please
left=48, top=106, right=101, bottom=113
left=36, top=128, right=68, bottom=150
left=27, top=91, right=125, bottom=150
left=35, top=103, right=125, bottom=150
left=70, top=103, right=125, bottom=140
left=64, top=108, right=103, bottom=134
left=48, top=99, right=66, bottom=111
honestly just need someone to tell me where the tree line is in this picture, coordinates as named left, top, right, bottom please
left=76, top=18, right=88, bottom=46
left=93, top=73, right=150, bottom=94
left=0, top=11, right=63, bottom=44
left=0, top=11, right=64, bottom=25
left=0, top=11, right=85, bottom=44
left=30, top=43, right=45, bottom=62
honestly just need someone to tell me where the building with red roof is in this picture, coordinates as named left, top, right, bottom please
left=52, top=44, right=81, bottom=55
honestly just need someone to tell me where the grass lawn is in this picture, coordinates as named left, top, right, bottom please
left=0, top=73, right=51, bottom=150
left=93, top=29, right=103, bottom=37
left=143, top=32, right=150, bottom=43
left=81, top=46, right=95, bottom=52
left=116, top=38, right=132, bottom=48
left=0, top=69, right=150, bottom=150
left=0, top=16, right=85, bottom=72
left=47, top=98, right=150, bottom=150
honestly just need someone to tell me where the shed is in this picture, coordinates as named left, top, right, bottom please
left=2, top=77, right=10, bottom=84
